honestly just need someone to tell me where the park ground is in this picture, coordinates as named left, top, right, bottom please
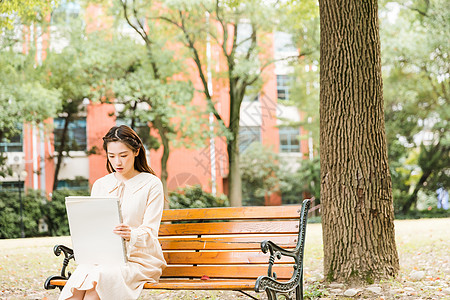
left=0, top=218, right=449, bottom=300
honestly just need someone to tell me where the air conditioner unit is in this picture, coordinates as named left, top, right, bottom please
left=7, top=153, right=25, bottom=166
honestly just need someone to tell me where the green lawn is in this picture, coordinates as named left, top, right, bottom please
left=0, top=218, right=449, bottom=299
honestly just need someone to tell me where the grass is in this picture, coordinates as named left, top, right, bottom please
left=0, top=218, right=449, bottom=299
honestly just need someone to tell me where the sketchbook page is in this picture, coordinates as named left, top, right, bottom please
left=65, top=196, right=127, bottom=265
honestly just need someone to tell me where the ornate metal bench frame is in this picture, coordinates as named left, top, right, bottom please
left=44, top=244, right=74, bottom=290
left=255, top=198, right=311, bottom=300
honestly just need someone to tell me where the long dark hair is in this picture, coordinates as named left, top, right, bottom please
left=102, top=125, right=156, bottom=176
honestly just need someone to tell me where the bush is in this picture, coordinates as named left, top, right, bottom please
left=169, top=185, right=229, bottom=209
left=0, top=189, right=46, bottom=239
left=0, top=188, right=90, bottom=238
left=240, top=142, right=282, bottom=206
left=395, top=208, right=450, bottom=220
left=43, top=188, right=89, bottom=236
left=280, top=157, right=320, bottom=205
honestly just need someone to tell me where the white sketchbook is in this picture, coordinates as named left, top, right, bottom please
left=65, top=196, right=127, bottom=265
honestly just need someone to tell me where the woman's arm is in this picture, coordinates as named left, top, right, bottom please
left=129, top=179, right=164, bottom=248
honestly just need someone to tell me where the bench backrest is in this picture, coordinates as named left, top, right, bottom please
left=158, top=205, right=302, bottom=281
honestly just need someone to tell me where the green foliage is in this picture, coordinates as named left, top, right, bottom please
left=240, top=142, right=283, bottom=206
left=381, top=0, right=450, bottom=213
left=41, top=27, right=121, bottom=106
left=240, top=142, right=320, bottom=206
left=0, top=188, right=89, bottom=238
left=169, top=185, right=229, bottom=209
left=110, top=40, right=206, bottom=151
left=40, top=26, right=126, bottom=189
left=43, top=188, right=89, bottom=236
left=0, top=50, right=61, bottom=177
left=0, top=189, right=46, bottom=239
left=0, top=0, right=57, bottom=31
left=281, top=157, right=320, bottom=205
left=282, top=0, right=320, bottom=57
left=304, top=282, right=327, bottom=299
left=395, top=208, right=450, bottom=220
left=0, top=51, right=61, bottom=124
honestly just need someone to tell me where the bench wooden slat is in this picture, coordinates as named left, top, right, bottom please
left=49, top=279, right=258, bottom=290
left=162, top=206, right=301, bottom=222
left=159, top=221, right=299, bottom=236
left=163, top=250, right=295, bottom=265
left=144, top=279, right=257, bottom=290
left=161, top=265, right=294, bottom=279
left=159, top=235, right=298, bottom=250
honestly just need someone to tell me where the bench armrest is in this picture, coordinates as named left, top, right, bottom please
left=255, top=198, right=312, bottom=298
left=44, top=245, right=74, bottom=290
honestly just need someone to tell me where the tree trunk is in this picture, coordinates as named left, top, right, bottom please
left=130, top=101, right=137, bottom=130
left=401, top=170, right=432, bottom=214
left=154, top=119, right=170, bottom=209
left=319, top=0, right=399, bottom=282
left=53, top=115, right=71, bottom=191
left=401, top=143, right=446, bottom=213
left=228, top=85, right=243, bottom=207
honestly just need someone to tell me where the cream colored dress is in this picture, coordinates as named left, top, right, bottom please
left=59, top=172, right=167, bottom=300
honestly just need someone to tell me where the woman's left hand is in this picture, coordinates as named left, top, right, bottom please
left=113, top=223, right=131, bottom=241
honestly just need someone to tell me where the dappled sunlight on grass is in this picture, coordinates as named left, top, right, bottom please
left=0, top=236, right=72, bottom=300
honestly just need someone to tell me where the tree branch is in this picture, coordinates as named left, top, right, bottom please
left=120, top=0, right=160, bottom=78
left=177, top=10, right=223, bottom=124
left=401, top=4, right=429, bottom=17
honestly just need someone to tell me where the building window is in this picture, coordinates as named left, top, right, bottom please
left=277, top=75, right=292, bottom=101
left=54, top=117, right=87, bottom=151
left=279, top=126, right=300, bottom=153
left=51, top=0, right=81, bottom=24
left=0, top=126, right=23, bottom=152
left=0, top=181, right=24, bottom=191
left=239, top=126, right=261, bottom=152
left=57, top=177, right=89, bottom=191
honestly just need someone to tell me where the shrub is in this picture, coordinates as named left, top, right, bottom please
left=395, top=208, right=450, bottom=220
left=43, top=188, right=89, bottom=236
left=240, top=142, right=282, bottom=206
left=0, top=189, right=46, bottom=238
left=169, top=185, right=229, bottom=209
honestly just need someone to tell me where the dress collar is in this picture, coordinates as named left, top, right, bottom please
left=107, top=172, right=152, bottom=194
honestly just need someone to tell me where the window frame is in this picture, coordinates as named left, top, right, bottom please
left=279, top=126, right=300, bottom=153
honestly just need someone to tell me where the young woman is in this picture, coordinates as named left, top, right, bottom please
left=59, top=125, right=167, bottom=300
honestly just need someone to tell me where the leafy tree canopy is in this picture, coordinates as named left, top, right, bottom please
left=381, top=0, right=449, bottom=212
left=0, top=0, right=58, bottom=31
left=0, top=50, right=61, bottom=177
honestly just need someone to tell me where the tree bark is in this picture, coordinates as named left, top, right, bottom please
left=153, top=118, right=170, bottom=209
left=228, top=89, right=242, bottom=206
left=401, top=170, right=431, bottom=214
left=319, top=0, right=399, bottom=282
left=53, top=115, right=71, bottom=191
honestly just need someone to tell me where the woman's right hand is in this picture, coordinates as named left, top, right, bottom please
left=113, top=223, right=131, bottom=241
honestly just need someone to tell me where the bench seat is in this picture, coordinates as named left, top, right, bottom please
left=48, top=279, right=258, bottom=290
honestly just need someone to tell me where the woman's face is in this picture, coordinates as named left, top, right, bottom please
left=107, top=141, right=138, bottom=178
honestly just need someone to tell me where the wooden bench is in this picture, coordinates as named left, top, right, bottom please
left=45, top=198, right=311, bottom=300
